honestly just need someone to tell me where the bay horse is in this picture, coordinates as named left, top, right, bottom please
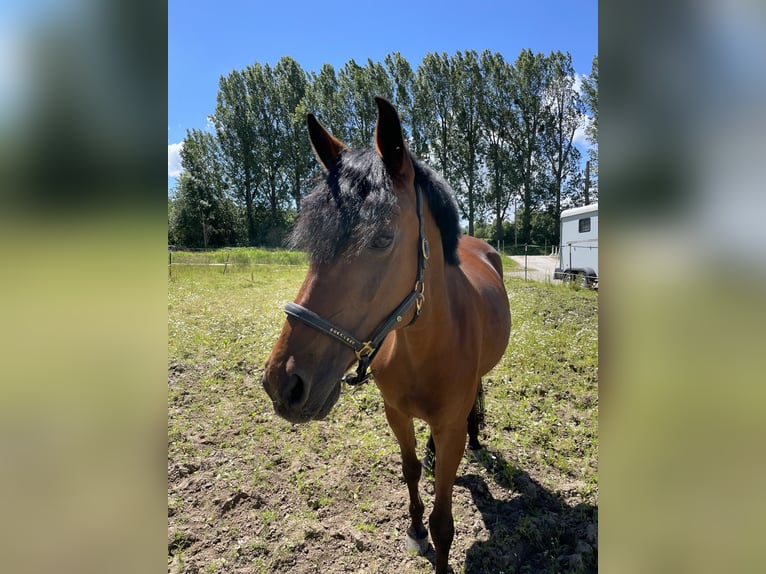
left=262, top=97, right=511, bottom=573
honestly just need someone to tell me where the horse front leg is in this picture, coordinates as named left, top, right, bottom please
left=383, top=403, right=429, bottom=554
left=430, top=423, right=467, bottom=574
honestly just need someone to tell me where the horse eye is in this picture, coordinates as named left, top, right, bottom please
left=369, top=233, right=393, bottom=250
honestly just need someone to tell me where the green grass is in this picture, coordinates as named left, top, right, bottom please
left=496, top=281, right=598, bottom=489
left=168, top=253, right=598, bottom=573
left=502, top=254, right=521, bottom=270
left=169, top=246, right=308, bottom=267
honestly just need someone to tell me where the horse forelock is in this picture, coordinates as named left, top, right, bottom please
left=289, top=148, right=461, bottom=266
left=289, top=149, right=398, bottom=264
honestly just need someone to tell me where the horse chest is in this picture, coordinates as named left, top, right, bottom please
left=374, top=356, right=475, bottom=422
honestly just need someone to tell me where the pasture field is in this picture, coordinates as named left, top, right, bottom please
left=168, top=253, right=598, bottom=573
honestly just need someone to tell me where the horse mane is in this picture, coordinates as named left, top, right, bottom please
left=412, top=158, right=461, bottom=266
left=289, top=148, right=461, bottom=266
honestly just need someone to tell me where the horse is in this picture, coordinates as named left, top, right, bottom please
left=262, top=97, right=511, bottom=573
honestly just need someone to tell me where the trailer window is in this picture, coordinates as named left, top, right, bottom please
left=579, top=217, right=591, bottom=233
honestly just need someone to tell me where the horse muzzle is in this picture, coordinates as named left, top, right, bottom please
left=261, top=358, right=342, bottom=424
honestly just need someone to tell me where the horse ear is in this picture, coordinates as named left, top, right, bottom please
left=307, top=113, right=348, bottom=172
left=374, top=96, right=413, bottom=180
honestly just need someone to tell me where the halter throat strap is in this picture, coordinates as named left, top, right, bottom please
left=284, top=186, right=429, bottom=386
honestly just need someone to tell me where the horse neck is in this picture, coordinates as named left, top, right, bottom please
left=400, top=209, right=450, bottom=343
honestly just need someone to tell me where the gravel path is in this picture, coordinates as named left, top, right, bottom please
left=506, top=255, right=561, bottom=283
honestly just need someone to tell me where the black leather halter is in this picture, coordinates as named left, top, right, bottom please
left=284, top=186, right=429, bottom=386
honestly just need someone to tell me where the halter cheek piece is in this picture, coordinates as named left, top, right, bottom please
left=284, top=187, right=429, bottom=386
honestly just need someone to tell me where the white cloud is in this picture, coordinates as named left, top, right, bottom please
left=572, top=73, right=595, bottom=152
left=573, top=72, right=585, bottom=95
left=168, top=142, right=183, bottom=177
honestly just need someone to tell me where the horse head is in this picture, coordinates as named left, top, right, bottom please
left=262, top=97, right=424, bottom=423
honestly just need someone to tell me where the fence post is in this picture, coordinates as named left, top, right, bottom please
left=168, top=250, right=172, bottom=277
left=524, top=243, right=528, bottom=281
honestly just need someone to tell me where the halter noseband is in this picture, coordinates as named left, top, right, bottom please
left=284, top=186, right=429, bottom=386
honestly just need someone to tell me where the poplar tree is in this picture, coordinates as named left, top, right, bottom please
left=506, top=49, right=549, bottom=244
left=541, top=51, right=585, bottom=243
left=211, top=70, right=259, bottom=244
left=449, top=50, right=485, bottom=236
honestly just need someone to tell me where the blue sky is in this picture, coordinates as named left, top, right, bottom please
left=168, top=0, right=598, bottom=188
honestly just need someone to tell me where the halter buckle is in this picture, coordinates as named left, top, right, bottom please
left=355, top=341, right=375, bottom=361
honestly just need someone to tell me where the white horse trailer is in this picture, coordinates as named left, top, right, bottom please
left=554, top=203, right=598, bottom=288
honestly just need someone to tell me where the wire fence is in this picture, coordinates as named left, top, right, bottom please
left=501, top=242, right=599, bottom=288
left=168, top=244, right=598, bottom=288
left=167, top=246, right=309, bottom=277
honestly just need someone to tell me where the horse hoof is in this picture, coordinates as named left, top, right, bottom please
left=405, top=531, right=429, bottom=555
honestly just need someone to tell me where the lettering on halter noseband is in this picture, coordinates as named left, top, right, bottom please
left=329, top=327, right=357, bottom=348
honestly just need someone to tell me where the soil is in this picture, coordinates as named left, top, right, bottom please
left=168, top=368, right=597, bottom=574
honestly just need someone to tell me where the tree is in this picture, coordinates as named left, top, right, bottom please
left=338, top=59, right=393, bottom=147
left=274, top=57, right=312, bottom=213
left=304, top=64, right=347, bottom=142
left=384, top=52, right=415, bottom=141
left=170, top=129, right=239, bottom=247
left=211, top=70, right=259, bottom=244
left=506, top=49, right=549, bottom=244
left=541, top=51, right=586, bottom=244
left=449, top=50, right=485, bottom=236
left=479, top=50, right=518, bottom=244
left=581, top=55, right=598, bottom=196
left=168, top=195, right=176, bottom=245
left=413, top=52, right=454, bottom=172
left=244, top=62, right=289, bottom=240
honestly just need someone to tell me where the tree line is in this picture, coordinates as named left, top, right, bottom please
left=168, top=49, right=598, bottom=251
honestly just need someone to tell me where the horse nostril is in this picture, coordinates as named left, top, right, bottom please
left=285, top=372, right=309, bottom=409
